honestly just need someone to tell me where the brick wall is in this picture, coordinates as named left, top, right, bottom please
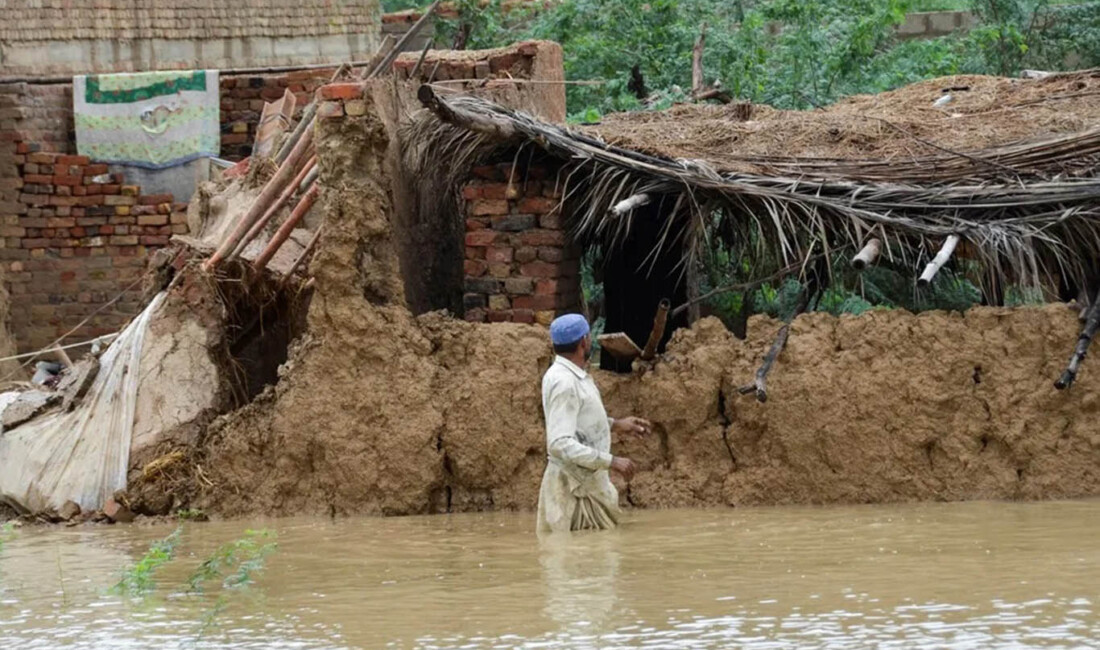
left=461, top=163, right=580, bottom=325
left=219, top=69, right=336, bottom=161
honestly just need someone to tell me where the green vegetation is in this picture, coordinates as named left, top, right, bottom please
left=110, top=526, right=183, bottom=596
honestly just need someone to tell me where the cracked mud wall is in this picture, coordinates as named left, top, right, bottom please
left=189, top=90, right=1100, bottom=518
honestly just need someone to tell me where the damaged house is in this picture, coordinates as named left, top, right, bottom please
left=2, top=37, right=1100, bottom=521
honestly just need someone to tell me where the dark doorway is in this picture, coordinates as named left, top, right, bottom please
left=599, top=196, right=689, bottom=372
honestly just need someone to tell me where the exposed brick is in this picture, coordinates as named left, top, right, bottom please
left=461, top=185, right=481, bottom=200
left=514, top=246, right=537, bottom=263
left=104, top=195, right=135, bottom=206
left=121, top=185, right=140, bottom=196
left=491, top=214, right=536, bottom=231
left=480, top=184, right=512, bottom=200
left=83, top=164, right=109, bottom=176
left=463, top=293, right=487, bottom=310
left=27, top=152, right=56, bottom=164
left=319, top=83, right=363, bottom=100
left=538, top=246, right=565, bottom=263
left=56, top=155, right=89, bottom=166
left=488, top=263, right=511, bottom=278
left=344, top=100, right=367, bottom=117
left=488, top=294, right=510, bottom=310
left=471, top=199, right=509, bottom=216
left=52, top=175, right=82, bottom=187
left=503, top=277, right=534, bottom=295
left=138, top=193, right=174, bottom=206
left=511, top=309, right=535, bottom=324
left=513, top=294, right=557, bottom=311
left=465, top=230, right=498, bottom=247
left=465, top=277, right=500, bottom=294
left=535, top=279, right=559, bottom=295
left=539, top=212, right=563, bottom=229
left=137, top=214, right=168, bottom=226
left=487, top=309, right=511, bottom=323
left=520, top=261, right=561, bottom=278
left=519, top=197, right=558, bottom=214
left=485, top=246, right=513, bottom=263
left=317, top=101, right=344, bottom=119
left=520, top=229, right=565, bottom=246
left=463, top=259, right=487, bottom=277
left=465, top=218, right=490, bottom=231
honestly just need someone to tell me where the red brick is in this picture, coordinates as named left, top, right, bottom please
left=461, top=185, right=481, bottom=200
left=83, top=164, right=109, bottom=176
left=535, top=279, right=558, bottom=295
left=470, top=199, right=508, bottom=216
left=24, top=174, right=51, bottom=184
left=539, top=212, right=563, bottom=229
left=472, top=165, right=503, bottom=181
left=52, top=175, right=82, bottom=187
left=485, top=246, right=513, bottom=263
left=519, top=197, right=557, bottom=214
left=27, top=152, right=56, bottom=164
left=465, top=230, right=498, bottom=247
left=138, top=193, right=174, bottom=206
left=73, top=185, right=87, bottom=196
left=102, top=184, right=120, bottom=195
left=520, top=229, right=565, bottom=246
left=56, top=155, right=90, bottom=166
left=465, top=218, right=489, bottom=231
left=221, top=133, right=248, bottom=145
left=137, top=214, right=168, bottom=226
left=121, top=185, right=140, bottom=196
left=141, top=235, right=170, bottom=246
left=538, top=246, right=565, bottom=263
left=464, top=259, right=487, bottom=277
left=520, top=261, right=561, bottom=278
left=479, top=184, right=511, bottom=200
left=465, top=246, right=485, bottom=260
left=487, top=309, right=511, bottom=323
left=514, top=246, right=537, bottom=263
left=319, top=83, right=363, bottom=100
left=511, top=309, right=535, bottom=324
left=317, top=101, right=343, bottom=119
left=513, top=294, right=557, bottom=311
left=465, top=308, right=487, bottom=323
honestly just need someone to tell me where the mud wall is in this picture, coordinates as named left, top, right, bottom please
left=190, top=83, right=1100, bottom=518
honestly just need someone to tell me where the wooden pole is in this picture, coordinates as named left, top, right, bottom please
left=691, top=23, right=707, bottom=97
left=203, top=128, right=314, bottom=273
left=1055, top=287, right=1100, bottom=390
left=231, top=155, right=318, bottom=260
left=852, top=238, right=882, bottom=271
left=418, top=85, right=518, bottom=139
left=251, top=184, right=320, bottom=274
left=918, top=235, right=960, bottom=287
left=366, top=0, right=443, bottom=79
left=640, top=299, right=671, bottom=361
left=738, top=286, right=809, bottom=403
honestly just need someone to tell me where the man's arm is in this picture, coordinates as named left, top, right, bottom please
left=546, top=382, right=613, bottom=471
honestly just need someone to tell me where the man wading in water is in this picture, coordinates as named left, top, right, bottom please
left=537, top=313, right=652, bottom=534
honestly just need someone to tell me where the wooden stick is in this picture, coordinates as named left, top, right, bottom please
left=251, top=184, right=320, bottom=274
left=365, top=35, right=398, bottom=79
left=366, top=0, right=442, bottom=79
left=852, top=238, right=882, bottom=271
left=231, top=155, right=318, bottom=260
left=274, top=102, right=317, bottom=165
left=418, top=84, right=517, bottom=139
left=203, top=128, right=315, bottom=272
left=640, top=299, right=671, bottom=361
left=918, top=234, right=960, bottom=286
left=691, top=23, right=707, bottom=97
left=1056, top=286, right=1100, bottom=390
left=299, top=163, right=320, bottom=194
left=410, top=38, right=433, bottom=80
left=738, top=286, right=809, bottom=403
left=611, top=193, right=651, bottom=216
left=279, top=225, right=325, bottom=289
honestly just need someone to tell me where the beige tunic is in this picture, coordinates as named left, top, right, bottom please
left=536, top=356, right=620, bottom=534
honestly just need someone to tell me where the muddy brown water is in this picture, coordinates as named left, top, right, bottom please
left=1, top=501, right=1098, bottom=649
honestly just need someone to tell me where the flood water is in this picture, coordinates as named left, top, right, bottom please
left=1, top=500, right=1098, bottom=649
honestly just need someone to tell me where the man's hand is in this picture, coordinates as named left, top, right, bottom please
left=612, top=416, right=652, bottom=436
left=610, top=456, right=636, bottom=481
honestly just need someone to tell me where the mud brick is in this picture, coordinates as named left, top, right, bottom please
left=490, top=53, right=519, bottom=73
left=317, top=101, right=344, bottom=119
left=485, top=246, right=513, bottom=263
left=171, top=223, right=189, bottom=234
left=471, top=199, right=509, bottom=216
left=104, top=195, right=135, bottom=206
left=514, top=294, right=557, bottom=311
left=491, top=214, right=536, bottom=231
left=132, top=204, right=154, bottom=215
left=503, top=277, right=534, bottom=295
left=520, top=261, right=561, bottom=278
left=514, top=246, right=537, bottom=263
left=319, top=83, right=363, bottom=100
left=52, top=175, right=82, bottom=187
left=138, top=193, right=174, bottom=206
left=520, top=229, right=565, bottom=246
left=82, top=164, right=108, bottom=176
left=539, top=212, right=563, bottom=229
left=518, top=197, right=557, bottom=214
left=121, top=185, right=139, bottom=196
left=99, top=225, right=114, bottom=235
left=70, top=226, right=85, bottom=237
left=108, top=235, right=138, bottom=246
left=56, top=155, right=89, bottom=166
left=465, top=230, right=498, bottom=247
left=465, top=277, right=500, bottom=294
left=535, top=279, right=559, bottom=295
left=461, top=185, right=481, bottom=200
left=465, top=307, right=487, bottom=322
left=488, top=263, right=511, bottom=278
left=464, top=259, right=487, bottom=277
left=27, top=152, right=57, bottom=164
left=465, top=218, right=489, bottom=231
left=170, top=212, right=188, bottom=225
left=487, top=309, right=511, bottom=323
left=137, top=214, right=168, bottom=226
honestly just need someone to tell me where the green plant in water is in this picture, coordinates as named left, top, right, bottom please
left=188, top=529, right=278, bottom=641
left=110, top=526, right=182, bottom=596
left=176, top=508, right=208, bottom=522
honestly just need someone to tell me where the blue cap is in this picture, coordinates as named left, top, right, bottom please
left=549, top=313, right=590, bottom=346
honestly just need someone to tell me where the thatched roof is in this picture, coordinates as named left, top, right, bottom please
left=408, top=71, right=1100, bottom=299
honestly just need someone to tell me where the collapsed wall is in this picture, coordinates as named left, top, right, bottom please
left=147, top=82, right=1100, bottom=519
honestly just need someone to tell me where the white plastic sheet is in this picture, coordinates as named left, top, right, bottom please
left=0, top=292, right=166, bottom=513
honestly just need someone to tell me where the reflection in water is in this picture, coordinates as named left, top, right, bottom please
left=0, top=500, right=1099, bottom=648
left=540, top=531, right=621, bottom=632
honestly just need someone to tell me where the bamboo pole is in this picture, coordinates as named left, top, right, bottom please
left=279, top=225, right=325, bottom=290
left=851, top=238, right=882, bottom=270
left=918, top=235, right=960, bottom=286
left=365, top=0, right=443, bottom=80
left=202, top=128, right=314, bottom=272
left=1055, top=287, right=1100, bottom=390
left=251, top=184, right=320, bottom=274
left=611, top=193, right=651, bottom=216
left=231, top=155, right=318, bottom=260
left=299, top=164, right=320, bottom=194
left=640, top=299, right=671, bottom=360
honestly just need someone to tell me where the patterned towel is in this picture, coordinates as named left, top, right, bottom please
left=73, top=70, right=220, bottom=169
